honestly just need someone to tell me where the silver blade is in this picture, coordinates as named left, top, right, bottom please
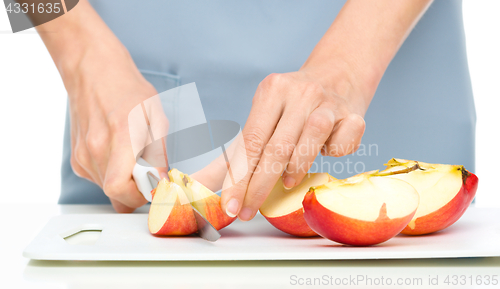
left=147, top=171, right=160, bottom=188
left=192, top=207, right=221, bottom=242
left=147, top=171, right=220, bottom=242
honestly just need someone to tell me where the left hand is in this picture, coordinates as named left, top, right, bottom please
left=221, top=68, right=369, bottom=221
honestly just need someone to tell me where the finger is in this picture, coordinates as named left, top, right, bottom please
left=128, top=101, right=154, bottom=164
left=221, top=81, right=284, bottom=219
left=141, top=138, right=169, bottom=172
left=85, top=114, right=111, bottom=185
left=69, top=112, right=95, bottom=183
left=156, top=167, right=170, bottom=180
left=191, top=152, right=229, bottom=192
left=240, top=109, right=306, bottom=221
left=192, top=129, right=248, bottom=192
left=70, top=151, right=94, bottom=183
left=110, top=198, right=136, bottom=213
left=322, top=113, right=365, bottom=157
left=282, top=106, right=336, bottom=189
left=140, top=95, right=170, bottom=178
left=73, top=138, right=102, bottom=186
left=70, top=136, right=93, bottom=182
left=220, top=132, right=253, bottom=195
left=140, top=137, right=169, bottom=181
left=103, top=138, right=148, bottom=209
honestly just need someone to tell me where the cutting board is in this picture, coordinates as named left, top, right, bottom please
left=23, top=207, right=500, bottom=261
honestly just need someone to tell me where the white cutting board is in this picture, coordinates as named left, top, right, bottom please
left=23, top=207, right=500, bottom=261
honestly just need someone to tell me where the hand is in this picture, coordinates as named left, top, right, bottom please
left=219, top=0, right=434, bottom=221
left=221, top=69, right=368, bottom=221
left=35, top=0, right=172, bottom=212
left=65, top=41, right=163, bottom=213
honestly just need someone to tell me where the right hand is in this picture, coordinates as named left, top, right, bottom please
left=35, top=0, right=168, bottom=212
left=64, top=39, right=162, bottom=213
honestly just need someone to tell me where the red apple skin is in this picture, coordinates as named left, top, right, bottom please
left=192, top=196, right=236, bottom=230
left=149, top=196, right=198, bottom=236
left=401, top=170, right=478, bottom=235
left=263, top=208, right=318, bottom=237
left=303, top=190, right=416, bottom=246
left=260, top=174, right=334, bottom=237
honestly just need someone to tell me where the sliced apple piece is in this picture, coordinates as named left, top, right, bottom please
left=148, top=179, right=197, bottom=236
left=303, top=171, right=419, bottom=246
left=259, top=173, right=334, bottom=237
left=168, top=169, right=236, bottom=230
left=382, top=158, right=478, bottom=235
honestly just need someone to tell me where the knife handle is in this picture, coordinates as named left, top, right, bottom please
left=132, top=157, right=161, bottom=203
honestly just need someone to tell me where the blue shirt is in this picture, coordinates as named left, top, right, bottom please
left=59, top=0, right=475, bottom=204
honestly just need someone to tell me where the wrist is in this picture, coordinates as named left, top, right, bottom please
left=60, top=36, right=131, bottom=93
left=36, top=0, right=130, bottom=90
left=300, top=0, right=433, bottom=117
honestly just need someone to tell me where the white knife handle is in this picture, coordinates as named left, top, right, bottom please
left=133, top=157, right=161, bottom=203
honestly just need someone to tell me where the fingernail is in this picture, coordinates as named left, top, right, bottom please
left=238, top=207, right=253, bottom=221
left=225, top=198, right=239, bottom=218
left=283, top=176, right=295, bottom=190
left=160, top=171, right=169, bottom=180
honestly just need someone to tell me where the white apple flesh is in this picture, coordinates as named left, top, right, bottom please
left=259, top=173, right=333, bottom=237
left=381, top=158, right=478, bottom=235
left=148, top=179, right=197, bottom=236
left=168, top=169, right=236, bottom=230
left=303, top=171, right=420, bottom=246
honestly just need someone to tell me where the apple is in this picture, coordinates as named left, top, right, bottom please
left=148, top=178, right=198, bottom=236
left=381, top=158, right=478, bottom=235
left=259, top=173, right=334, bottom=237
left=168, top=169, right=236, bottom=230
left=303, top=171, right=420, bottom=246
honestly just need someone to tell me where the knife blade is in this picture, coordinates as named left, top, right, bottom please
left=146, top=171, right=221, bottom=242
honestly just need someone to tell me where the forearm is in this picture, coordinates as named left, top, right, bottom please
left=34, top=0, right=128, bottom=85
left=302, top=0, right=433, bottom=113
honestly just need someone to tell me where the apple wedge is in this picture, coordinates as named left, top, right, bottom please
left=382, top=158, right=478, bottom=235
left=303, top=171, right=419, bottom=246
left=148, top=178, right=198, bottom=236
left=168, top=169, right=236, bottom=230
left=259, top=173, right=334, bottom=237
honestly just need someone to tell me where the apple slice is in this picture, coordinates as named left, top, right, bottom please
left=259, top=173, right=334, bottom=237
left=303, top=171, right=419, bottom=246
left=382, top=158, right=478, bottom=235
left=168, top=169, right=236, bottom=230
left=148, top=178, right=197, bottom=236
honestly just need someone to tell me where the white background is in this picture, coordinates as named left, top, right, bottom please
left=0, top=1, right=499, bottom=206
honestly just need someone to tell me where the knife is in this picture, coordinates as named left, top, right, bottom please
left=133, top=159, right=221, bottom=242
